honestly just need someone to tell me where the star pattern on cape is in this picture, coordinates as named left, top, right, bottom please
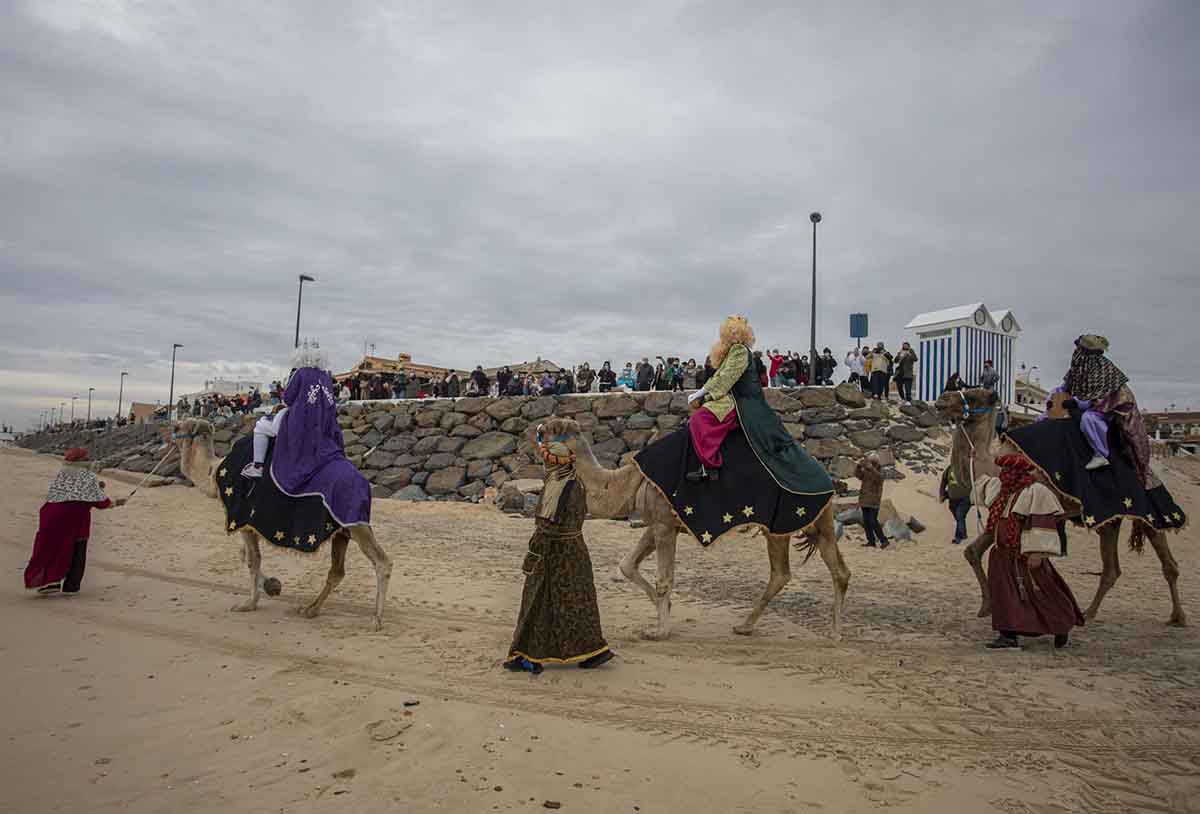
left=1173, top=511, right=1183, bottom=521
left=742, top=505, right=755, bottom=518
left=701, top=531, right=713, bottom=543
left=722, top=513, right=733, bottom=524
left=219, top=468, right=228, bottom=478
left=293, top=536, right=300, bottom=545
left=795, top=507, right=807, bottom=518
left=274, top=531, right=285, bottom=541
left=1084, top=515, right=1096, bottom=525
left=307, top=534, right=317, bottom=545
left=1054, top=472, right=1063, bottom=482
left=224, top=487, right=233, bottom=497
left=1122, top=497, right=1133, bottom=509
left=228, top=521, right=236, bottom=530
left=684, top=506, right=694, bottom=516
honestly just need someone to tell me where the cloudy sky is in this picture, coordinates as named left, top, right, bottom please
left=2, top=0, right=1198, bottom=428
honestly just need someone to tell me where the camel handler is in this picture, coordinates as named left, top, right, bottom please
left=24, top=448, right=127, bottom=594
left=504, top=419, right=614, bottom=674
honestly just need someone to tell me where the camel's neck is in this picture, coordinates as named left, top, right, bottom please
left=951, top=415, right=999, bottom=482
left=179, top=438, right=219, bottom=496
left=572, top=440, right=641, bottom=519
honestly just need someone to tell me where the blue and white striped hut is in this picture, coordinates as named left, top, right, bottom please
left=904, top=303, right=1021, bottom=405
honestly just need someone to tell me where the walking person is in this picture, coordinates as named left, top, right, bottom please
left=24, top=448, right=127, bottom=594
left=504, top=420, right=614, bottom=674
left=856, top=452, right=890, bottom=549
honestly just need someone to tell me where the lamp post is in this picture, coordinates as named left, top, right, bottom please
left=71, top=396, right=77, bottom=424
left=117, top=371, right=128, bottom=420
left=168, top=344, right=183, bottom=423
left=87, top=387, right=95, bottom=424
left=295, top=274, right=315, bottom=348
left=59, top=402, right=65, bottom=428
left=809, top=212, right=822, bottom=367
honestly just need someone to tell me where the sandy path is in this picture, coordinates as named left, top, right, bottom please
left=1, top=446, right=1198, bottom=813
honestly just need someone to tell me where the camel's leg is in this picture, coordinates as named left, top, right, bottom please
left=1084, top=526, right=1121, bottom=621
left=620, top=527, right=658, bottom=605
left=232, top=531, right=263, bottom=612
left=964, top=531, right=994, bottom=618
left=298, top=533, right=349, bottom=620
left=733, top=534, right=792, bottom=636
left=1147, top=529, right=1187, bottom=627
left=814, top=510, right=851, bottom=641
left=349, top=525, right=392, bottom=631
left=639, top=526, right=677, bottom=641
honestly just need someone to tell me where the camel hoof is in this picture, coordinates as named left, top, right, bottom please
left=976, top=605, right=990, bottom=618
left=371, top=617, right=384, bottom=632
left=1167, top=613, right=1188, bottom=628
left=732, top=624, right=755, bottom=636
left=262, top=577, right=282, bottom=597
left=1083, top=608, right=1098, bottom=622
left=637, top=628, right=668, bottom=641
left=230, top=600, right=258, bottom=613
left=298, top=605, right=320, bottom=619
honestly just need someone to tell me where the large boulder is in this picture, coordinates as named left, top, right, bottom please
left=887, top=425, right=925, bottom=443
left=440, top=412, right=468, bottom=430
left=847, top=402, right=882, bottom=420
left=830, top=456, right=857, bottom=479
left=392, top=484, right=427, bottom=502
left=374, top=467, right=413, bottom=490
left=499, top=417, right=528, bottom=434
left=833, top=383, right=867, bottom=408
left=461, top=431, right=518, bottom=461
left=341, top=429, right=361, bottom=446
left=594, top=394, right=639, bottom=418
left=804, top=438, right=855, bottom=459
left=372, top=413, right=395, bottom=433
left=361, top=449, right=396, bottom=470
left=370, top=484, right=394, bottom=499
left=554, top=397, right=593, bottom=416
left=415, top=411, right=442, bottom=429
left=458, top=480, right=487, bottom=499
left=656, top=414, right=682, bottom=431
left=798, top=388, right=837, bottom=408
left=453, top=397, right=490, bottom=415
left=848, top=429, right=884, bottom=450
left=425, top=466, right=466, bottom=495
left=469, top=412, right=496, bottom=432
left=592, top=437, right=629, bottom=458
left=916, top=412, right=941, bottom=428
left=621, top=429, right=654, bottom=450
left=466, top=460, right=493, bottom=480
left=805, top=423, right=843, bottom=439
left=485, top=398, right=525, bottom=421
left=643, top=391, right=674, bottom=416
left=413, top=435, right=442, bottom=455
left=899, top=403, right=924, bottom=419
left=625, top=412, right=656, bottom=430
left=423, top=452, right=458, bottom=471
left=392, top=453, right=425, bottom=468
left=382, top=433, right=417, bottom=453
left=521, top=396, right=556, bottom=420
left=451, top=424, right=482, bottom=438
left=391, top=412, right=414, bottom=431
left=800, top=406, right=848, bottom=425
left=763, top=389, right=802, bottom=413
left=436, top=436, right=467, bottom=453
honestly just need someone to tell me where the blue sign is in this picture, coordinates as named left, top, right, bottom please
left=850, top=313, right=869, bottom=339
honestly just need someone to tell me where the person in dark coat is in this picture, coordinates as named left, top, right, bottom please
left=855, top=453, right=889, bottom=548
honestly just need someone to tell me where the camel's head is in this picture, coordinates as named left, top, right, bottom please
left=934, top=388, right=997, bottom=426
left=171, top=418, right=214, bottom=450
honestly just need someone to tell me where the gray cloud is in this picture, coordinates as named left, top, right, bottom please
left=2, top=0, right=1198, bottom=428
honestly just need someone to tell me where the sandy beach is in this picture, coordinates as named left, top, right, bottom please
left=1, top=445, right=1198, bottom=813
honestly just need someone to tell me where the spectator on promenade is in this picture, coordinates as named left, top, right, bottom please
left=497, top=366, right=513, bottom=395
left=894, top=342, right=918, bottom=403
left=447, top=372, right=462, bottom=398
left=768, top=349, right=785, bottom=387
left=753, top=350, right=768, bottom=387
left=944, top=372, right=965, bottom=392
left=652, top=359, right=669, bottom=391
left=635, top=358, right=654, bottom=391
left=618, top=363, right=635, bottom=391
left=540, top=372, right=555, bottom=396
left=846, top=347, right=865, bottom=388
left=698, top=355, right=715, bottom=389
left=980, top=359, right=1000, bottom=394
left=598, top=361, right=617, bottom=392
left=797, top=354, right=811, bottom=386
left=682, top=358, right=698, bottom=390
left=506, top=374, right=524, bottom=396
left=338, top=381, right=351, bottom=403
left=817, top=348, right=837, bottom=386
left=470, top=366, right=489, bottom=395
left=868, top=343, right=892, bottom=401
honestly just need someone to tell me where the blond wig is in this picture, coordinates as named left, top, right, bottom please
left=710, top=315, right=756, bottom=367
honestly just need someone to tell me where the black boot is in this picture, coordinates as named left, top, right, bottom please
left=1054, top=633, right=1069, bottom=649
left=685, top=466, right=709, bottom=483
left=986, top=633, right=1020, bottom=650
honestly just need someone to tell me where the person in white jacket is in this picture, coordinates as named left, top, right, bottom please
left=846, top=348, right=865, bottom=386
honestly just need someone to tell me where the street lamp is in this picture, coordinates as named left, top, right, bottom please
left=71, top=396, right=77, bottom=424
left=295, top=274, right=315, bottom=348
left=809, top=212, right=822, bottom=367
left=87, top=387, right=95, bottom=424
left=59, top=402, right=65, bottom=427
left=117, top=371, right=128, bottom=420
left=168, top=344, right=183, bottom=423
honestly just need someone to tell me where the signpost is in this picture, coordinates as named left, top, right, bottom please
left=850, top=313, right=869, bottom=349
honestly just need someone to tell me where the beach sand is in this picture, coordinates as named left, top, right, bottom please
left=1, top=445, right=1198, bottom=813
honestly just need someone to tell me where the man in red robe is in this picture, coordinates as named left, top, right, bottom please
left=24, top=448, right=126, bottom=594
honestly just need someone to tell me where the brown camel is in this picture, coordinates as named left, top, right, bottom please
left=548, top=419, right=850, bottom=640
left=170, top=418, right=393, bottom=630
left=934, top=389, right=1186, bottom=626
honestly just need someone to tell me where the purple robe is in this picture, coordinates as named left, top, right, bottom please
left=270, top=367, right=371, bottom=527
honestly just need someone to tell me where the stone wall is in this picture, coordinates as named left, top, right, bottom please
left=18, top=383, right=949, bottom=500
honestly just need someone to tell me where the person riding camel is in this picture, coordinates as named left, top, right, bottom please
left=1057, top=335, right=1152, bottom=479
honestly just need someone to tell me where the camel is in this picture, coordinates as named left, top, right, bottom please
left=934, top=389, right=1186, bottom=627
left=170, top=418, right=393, bottom=630
left=548, top=419, right=850, bottom=641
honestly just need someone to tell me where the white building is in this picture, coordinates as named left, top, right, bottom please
left=905, top=303, right=1021, bottom=405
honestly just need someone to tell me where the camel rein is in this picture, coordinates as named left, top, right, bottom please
left=958, top=391, right=987, bottom=534
left=126, top=445, right=178, bottom=501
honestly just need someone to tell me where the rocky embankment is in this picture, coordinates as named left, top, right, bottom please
left=18, top=383, right=949, bottom=503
